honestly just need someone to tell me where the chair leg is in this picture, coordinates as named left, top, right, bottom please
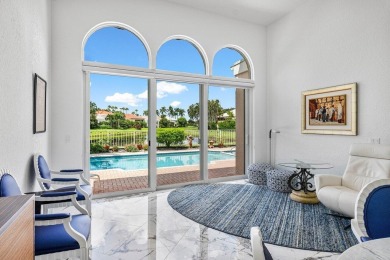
left=88, top=202, right=92, bottom=216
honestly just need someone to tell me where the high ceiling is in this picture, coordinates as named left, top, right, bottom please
left=157, top=0, right=308, bottom=25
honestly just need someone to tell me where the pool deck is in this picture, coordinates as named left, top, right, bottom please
left=91, top=159, right=239, bottom=194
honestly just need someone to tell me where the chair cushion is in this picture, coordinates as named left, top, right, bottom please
left=350, top=143, right=390, bottom=160
left=35, top=213, right=70, bottom=221
left=0, top=173, right=22, bottom=197
left=342, top=156, right=390, bottom=192
left=60, top=169, right=83, bottom=173
left=56, top=184, right=92, bottom=200
left=52, top=177, right=80, bottom=182
left=35, top=214, right=91, bottom=256
left=316, top=186, right=358, bottom=218
left=364, top=185, right=390, bottom=239
left=37, top=155, right=52, bottom=189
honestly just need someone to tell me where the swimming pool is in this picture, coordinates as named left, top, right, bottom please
left=90, top=151, right=234, bottom=171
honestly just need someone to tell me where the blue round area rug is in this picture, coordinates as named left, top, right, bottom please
left=167, top=184, right=358, bottom=253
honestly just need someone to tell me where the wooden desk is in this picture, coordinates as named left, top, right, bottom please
left=0, top=195, right=34, bottom=259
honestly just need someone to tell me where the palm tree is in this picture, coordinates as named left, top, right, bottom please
left=160, top=106, right=167, bottom=116
left=178, top=108, right=185, bottom=118
left=168, top=106, right=175, bottom=119
left=123, top=107, right=129, bottom=114
left=156, top=110, right=160, bottom=116
left=174, top=107, right=180, bottom=119
left=143, top=110, right=149, bottom=116
left=187, top=103, right=200, bottom=124
left=208, top=99, right=223, bottom=124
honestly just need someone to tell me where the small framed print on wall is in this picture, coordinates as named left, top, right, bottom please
left=301, top=83, right=357, bottom=135
left=33, top=73, right=47, bottom=134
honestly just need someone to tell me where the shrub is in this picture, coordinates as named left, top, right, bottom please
left=187, top=119, right=197, bottom=127
left=134, top=122, right=142, bottom=130
left=177, top=117, right=187, bottom=127
left=208, top=122, right=217, bottom=130
left=143, top=144, right=149, bottom=151
left=119, top=119, right=132, bottom=129
left=90, top=143, right=105, bottom=154
left=125, top=145, right=139, bottom=152
left=159, top=117, right=171, bottom=128
left=156, top=129, right=185, bottom=147
left=112, top=145, right=119, bottom=152
left=218, top=120, right=236, bottom=129
left=98, top=124, right=112, bottom=129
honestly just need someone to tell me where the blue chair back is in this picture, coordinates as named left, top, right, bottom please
left=0, top=172, right=22, bottom=197
left=37, top=155, right=51, bottom=189
left=364, top=184, right=390, bottom=239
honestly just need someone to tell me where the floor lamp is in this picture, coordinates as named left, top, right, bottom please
left=269, top=129, right=280, bottom=167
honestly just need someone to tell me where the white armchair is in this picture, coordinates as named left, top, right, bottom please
left=315, top=144, right=390, bottom=218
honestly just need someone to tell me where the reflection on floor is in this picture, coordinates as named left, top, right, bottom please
left=92, top=159, right=238, bottom=194
left=91, top=180, right=340, bottom=260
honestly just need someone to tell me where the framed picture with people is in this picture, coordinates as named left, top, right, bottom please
left=301, top=83, right=357, bottom=135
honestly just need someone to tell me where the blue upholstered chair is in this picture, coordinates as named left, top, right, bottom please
left=250, top=227, right=273, bottom=260
left=351, top=179, right=390, bottom=243
left=33, top=153, right=92, bottom=215
left=0, top=169, right=90, bottom=260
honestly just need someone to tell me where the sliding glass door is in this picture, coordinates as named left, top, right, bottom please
left=89, top=73, right=150, bottom=194
left=208, top=86, right=246, bottom=179
left=156, top=81, right=202, bottom=186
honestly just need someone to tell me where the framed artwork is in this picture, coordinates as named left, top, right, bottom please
left=301, top=83, right=357, bottom=135
left=33, top=74, right=47, bottom=133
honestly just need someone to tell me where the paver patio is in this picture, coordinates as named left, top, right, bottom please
left=91, top=159, right=240, bottom=194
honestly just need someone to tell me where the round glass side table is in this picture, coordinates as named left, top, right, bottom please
left=279, top=161, right=333, bottom=204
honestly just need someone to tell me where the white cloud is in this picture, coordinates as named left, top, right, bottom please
left=105, top=92, right=141, bottom=107
left=137, top=90, right=148, bottom=99
left=170, top=101, right=181, bottom=107
left=135, top=82, right=188, bottom=99
left=157, top=81, right=188, bottom=98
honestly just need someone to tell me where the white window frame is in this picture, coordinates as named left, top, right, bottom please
left=83, top=61, right=254, bottom=198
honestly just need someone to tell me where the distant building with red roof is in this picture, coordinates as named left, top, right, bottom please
left=96, top=110, right=112, bottom=123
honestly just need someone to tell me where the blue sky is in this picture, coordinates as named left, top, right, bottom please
left=85, top=27, right=244, bottom=116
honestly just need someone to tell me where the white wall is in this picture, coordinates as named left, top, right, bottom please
left=50, top=0, right=268, bottom=169
left=267, top=0, right=390, bottom=175
left=0, top=0, right=51, bottom=191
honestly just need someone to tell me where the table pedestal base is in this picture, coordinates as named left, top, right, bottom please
left=290, top=191, right=319, bottom=204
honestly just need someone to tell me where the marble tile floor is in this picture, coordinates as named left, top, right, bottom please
left=56, top=180, right=340, bottom=259
left=87, top=180, right=340, bottom=260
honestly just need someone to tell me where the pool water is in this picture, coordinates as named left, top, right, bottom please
left=90, top=151, right=234, bottom=171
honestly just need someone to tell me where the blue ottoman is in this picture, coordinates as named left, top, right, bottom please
left=266, top=169, right=294, bottom=192
left=247, top=163, right=273, bottom=185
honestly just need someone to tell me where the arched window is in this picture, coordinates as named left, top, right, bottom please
left=157, top=39, right=205, bottom=74
left=209, top=47, right=252, bottom=180
left=212, top=47, right=251, bottom=79
left=84, top=26, right=148, bottom=68
left=83, top=26, right=254, bottom=194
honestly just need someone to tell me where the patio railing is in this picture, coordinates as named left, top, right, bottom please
left=90, top=129, right=236, bottom=147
